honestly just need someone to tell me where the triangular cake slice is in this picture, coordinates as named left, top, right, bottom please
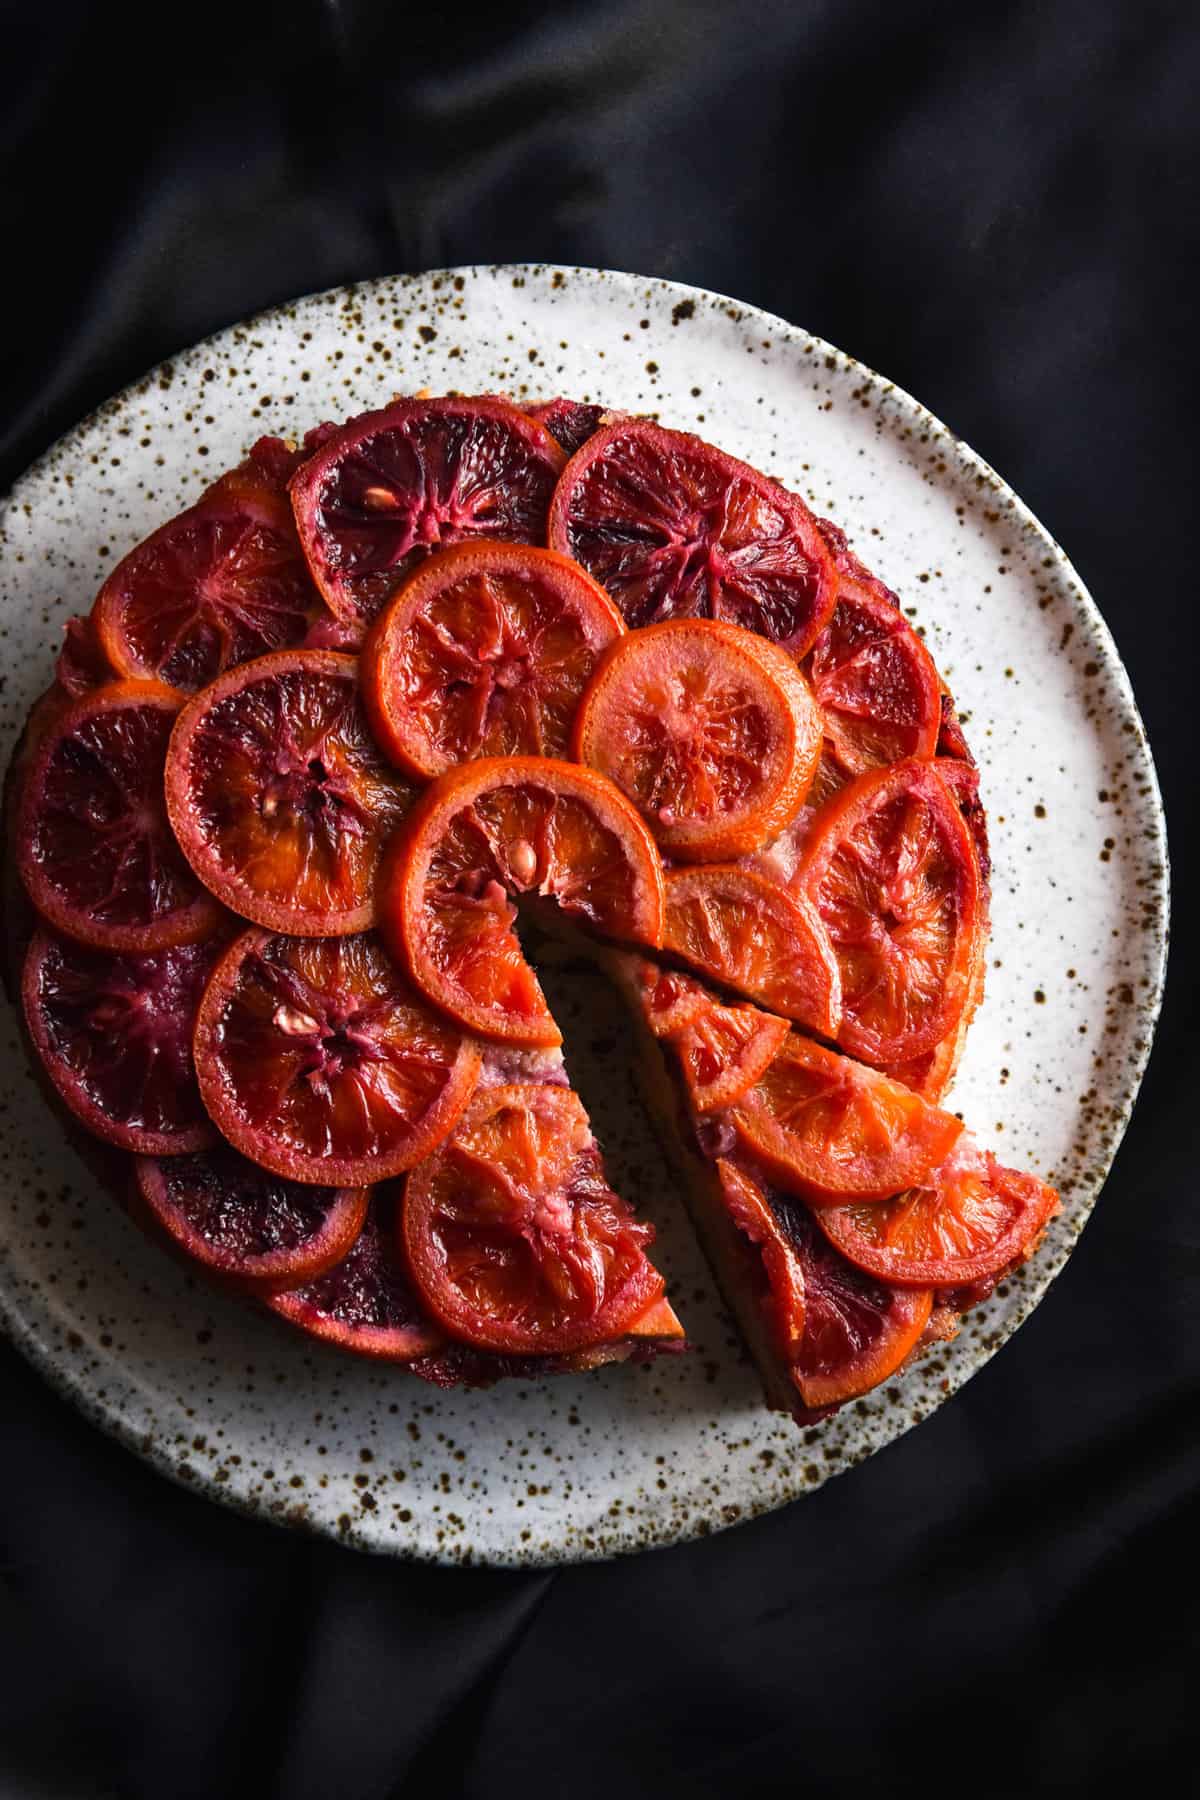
left=603, top=951, right=1057, bottom=1424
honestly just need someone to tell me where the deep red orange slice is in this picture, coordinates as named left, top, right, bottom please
left=382, top=756, right=665, bottom=1046
left=18, top=681, right=222, bottom=952
left=813, top=1147, right=1059, bottom=1288
left=777, top=1193, right=933, bottom=1410
left=806, top=568, right=941, bottom=782
left=573, top=618, right=822, bottom=860
left=93, top=437, right=321, bottom=693
left=662, top=864, right=840, bottom=1038
left=22, top=928, right=219, bottom=1153
left=193, top=928, right=481, bottom=1184
left=362, top=541, right=624, bottom=776
left=402, top=1082, right=666, bottom=1355
left=132, top=1149, right=369, bottom=1294
left=165, top=650, right=414, bottom=935
left=796, top=757, right=982, bottom=1066
left=55, top=615, right=110, bottom=698
left=729, top=1031, right=964, bottom=1202
left=289, top=395, right=565, bottom=633
left=548, top=418, right=837, bottom=653
left=527, top=398, right=608, bottom=456
left=266, top=1188, right=444, bottom=1360
left=716, top=1160, right=933, bottom=1409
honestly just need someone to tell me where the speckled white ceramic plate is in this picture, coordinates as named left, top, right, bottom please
left=0, top=266, right=1168, bottom=1564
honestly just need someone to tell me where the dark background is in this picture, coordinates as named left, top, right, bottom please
left=2, top=2, right=1196, bottom=1794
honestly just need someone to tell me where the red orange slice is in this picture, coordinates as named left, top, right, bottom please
left=730, top=1031, right=964, bottom=1202
left=796, top=757, right=982, bottom=1066
left=133, top=1149, right=369, bottom=1294
left=662, top=864, right=840, bottom=1038
left=18, top=681, right=222, bottom=952
left=573, top=617, right=822, bottom=860
left=548, top=417, right=837, bottom=653
left=813, top=1148, right=1059, bottom=1288
left=362, top=541, right=623, bottom=776
left=193, top=928, right=481, bottom=1184
left=22, top=928, right=219, bottom=1154
left=289, top=395, right=565, bottom=633
left=165, top=650, right=413, bottom=935
left=402, top=1082, right=666, bottom=1355
left=383, top=756, right=665, bottom=1046
left=93, top=437, right=320, bottom=692
left=266, top=1189, right=444, bottom=1360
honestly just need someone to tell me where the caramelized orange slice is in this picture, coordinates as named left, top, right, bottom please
left=663, top=864, right=840, bottom=1038
left=402, top=1083, right=669, bottom=1355
left=382, top=756, right=665, bottom=1046
left=166, top=650, right=414, bottom=936
left=730, top=1032, right=964, bottom=1202
left=573, top=617, right=821, bottom=860
left=363, top=541, right=624, bottom=776
left=796, top=757, right=981, bottom=1066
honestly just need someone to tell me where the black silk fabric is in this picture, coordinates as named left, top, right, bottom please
left=1, top=3, right=1196, bottom=1793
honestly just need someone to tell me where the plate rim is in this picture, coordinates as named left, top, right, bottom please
left=0, top=261, right=1171, bottom=1564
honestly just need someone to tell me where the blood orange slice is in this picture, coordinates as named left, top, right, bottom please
left=17, top=681, right=223, bottom=952
left=627, top=959, right=716, bottom=1039
left=92, top=437, right=321, bottom=693
left=796, top=757, right=982, bottom=1066
left=884, top=759, right=990, bottom=1100
left=22, top=928, right=219, bottom=1153
left=806, top=568, right=941, bottom=783
left=935, top=754, right=991, bottom=885
left=548, top=418, right=836, bottom=653
left=813, top=1146, right=1059, bottom=1288
left=193, top=928, right=481, bottom=1185
left=716, top=1159, right=806, bottom=1353
left=714, top=1160, right=933, bottom=1409
left=55, top=615, right=110, bottom=698
left=289, top=395, right=565, bottom=633
left=527, top=398, right=608, bottom=456
left=383, top=756, right=665, bottom=1046
left=573, top=618, right=822, bottom=860
left=132, top=1149, right=369, bottom=1294
left=729, top=1031, right=964, bottom=1201
left=662, top=864, right=840, bottom=1037
left=362, top=541, right=624, bottom=777
left=402, top=1082, right=665, bottom=1355
left=266, top=1189, right=444, bottom=1360
left=776, top=1193, right=933, bottom=1410
left=671, top=993, right=790, bottom=1114
left=165, top=650, right=413, bottom=936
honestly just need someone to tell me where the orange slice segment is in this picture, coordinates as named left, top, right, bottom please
left=402, top=1082, right=669, bottom=1355
left=92, top=437, right=321, bottom=692
left=730, top=1031, right=964, bottom=1202
left=670, top=993, right=791, bottom=1114
left=17, top=680, right=222, bottom=952
left=548, top=417, right=837, bottom=654
left=193, top=928, right=481, bottom=1185
left=812, top=1145, right=1059, bottom=1288
left=662, top=863, right=840, bottom=1038
left=805, top=565, right=941, bottom=785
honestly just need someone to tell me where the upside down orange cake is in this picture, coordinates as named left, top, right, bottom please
left=3, top=392, right=1057, bottom=1425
